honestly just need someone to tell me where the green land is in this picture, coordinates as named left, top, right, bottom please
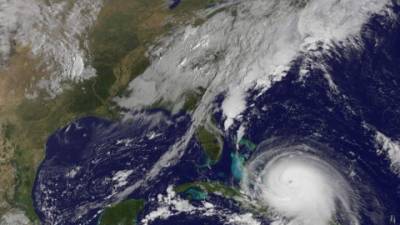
left=174, top=181, right=241, bottom=199
left=0, top=0, right=225, bottom=223
left=183, top=88, right=206, bottom=112
left=175, top=181, right=270, bottom=218
left=99, top=199, right=145, bottom=225
left=239, top=138, right=257, bottom=151
left=195, top=126, right=223, bottom=164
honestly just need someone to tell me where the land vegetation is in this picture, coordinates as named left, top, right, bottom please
left=0, top=0, right=221, bottom=223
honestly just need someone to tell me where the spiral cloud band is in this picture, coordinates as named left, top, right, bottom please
left=241, top=140, right=359, bottom=225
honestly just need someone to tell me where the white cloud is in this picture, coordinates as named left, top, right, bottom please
left=0, top=209, right=30, bottom=225
left=0, top=0, right=103, bottom=95
left=113, top=170, right=134, bottom=188
left=375, top=131, right=400, bottom=175
left=117, top=0, right=389, bottom=131
left=141, top=186, right=260, bottom=225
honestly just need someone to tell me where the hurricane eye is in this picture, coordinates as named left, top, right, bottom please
left=241, top=148, right=359, bottom=225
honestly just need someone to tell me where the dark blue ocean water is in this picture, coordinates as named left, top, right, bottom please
left=33, top=2, right=400, bottom=225
left=168, top=0, right=181, bottom=9
left=32, top=110, right=203, bottom=224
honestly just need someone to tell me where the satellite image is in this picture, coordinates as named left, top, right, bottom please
left=0, top=0, right=399, bottom=225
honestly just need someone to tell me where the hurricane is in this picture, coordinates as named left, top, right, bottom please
left=241, top=139, right=381, bottom=225
left=10, top=0, right=399, bottom=224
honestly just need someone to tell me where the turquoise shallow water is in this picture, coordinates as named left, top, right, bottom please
left=230, top=152, right=245, bottom=181
left=32, top=2, right=400, bottom=224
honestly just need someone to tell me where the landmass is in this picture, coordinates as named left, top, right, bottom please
left=0, top=0, right=223, bottom=223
